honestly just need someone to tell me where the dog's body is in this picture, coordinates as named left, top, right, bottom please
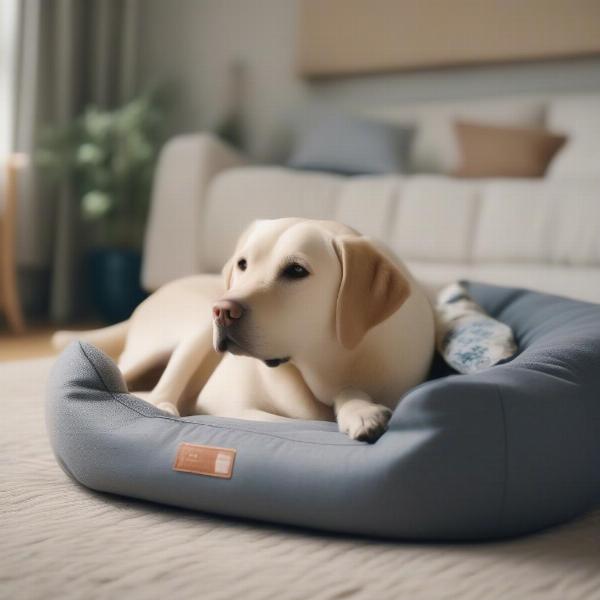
left=55, top=218, right=435, bottom=441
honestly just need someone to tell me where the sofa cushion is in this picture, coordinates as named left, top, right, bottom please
left=453, top=121, right=566, bottom=178
left=365, top=97, right=546, bottom=174
left=406, top=261, right=600, bottom=305
left=389, top=176, right=479, bottom=262
left=288, top=114, right=412, bottom=175
left=473, top=179, right=600, bottom=266
left=203, top=167, right=340, bottom=272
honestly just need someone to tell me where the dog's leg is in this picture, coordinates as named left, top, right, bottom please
left=146, top=324, right=215, bottom=416
left=334, top=389, right=392, bottom=442
left=52, top=320, right=129, bottom=359
left=118, top=347, right=174, bottom=387
left=231, top=409, right=292, bottom=422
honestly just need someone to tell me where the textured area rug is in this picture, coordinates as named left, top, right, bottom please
left=2, top=358, right=600, bottom=600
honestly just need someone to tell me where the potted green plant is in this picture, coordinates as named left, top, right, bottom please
left=37, top=88, right=169, bottom=323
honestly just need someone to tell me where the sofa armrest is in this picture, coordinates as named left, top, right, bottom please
left=141, top=133, right=248, bottom=291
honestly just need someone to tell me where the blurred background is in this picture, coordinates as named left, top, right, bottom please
left=1, top=0, right=599, bottom=360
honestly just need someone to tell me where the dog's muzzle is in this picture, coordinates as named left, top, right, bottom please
left=212, top=301, right=290, bottom=367
left=213, top=299, right=244, bottom=328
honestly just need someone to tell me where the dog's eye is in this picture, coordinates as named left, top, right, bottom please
left=237, top=258, right=247, bottom=271
left=281, top=263, right=309, bottom=280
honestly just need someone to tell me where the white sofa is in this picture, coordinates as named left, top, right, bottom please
left=143, top=95, right=600, bottom=304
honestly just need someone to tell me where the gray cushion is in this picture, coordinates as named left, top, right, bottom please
left=287, top=114, right=412, bottom=176
left=46, top=282, right=600, bottom=540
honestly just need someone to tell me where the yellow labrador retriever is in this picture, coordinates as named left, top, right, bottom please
left=54, top=218, right=435, bottom=441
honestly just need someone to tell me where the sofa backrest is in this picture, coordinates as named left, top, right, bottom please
left=142, top=132, right=600, bottom=302
left=197, top=167, right=600, bottom=302
left=201, top=167, right=600, bottom=270
left=364, top=95, right=546, bottom=174
left=361, top=93, right=600, bottom=174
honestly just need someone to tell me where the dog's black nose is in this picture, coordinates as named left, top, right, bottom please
left=213, top=299, right=244, bottom=327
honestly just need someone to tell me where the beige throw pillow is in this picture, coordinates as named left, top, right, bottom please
left=454, top=120, right=567, bottom=178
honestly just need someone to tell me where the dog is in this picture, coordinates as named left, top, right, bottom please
left=54, top=218, right=435, bottom=441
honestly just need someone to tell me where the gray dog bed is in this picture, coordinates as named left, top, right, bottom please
left=46, top=282, right=600, bottom=540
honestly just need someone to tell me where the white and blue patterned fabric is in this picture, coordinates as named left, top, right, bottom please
left=435, top=282, right=517, bottom=374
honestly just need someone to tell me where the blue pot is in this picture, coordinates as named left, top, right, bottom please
left=88, top=248, right=148, bottom=323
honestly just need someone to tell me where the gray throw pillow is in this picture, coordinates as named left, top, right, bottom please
left=288, top=114, right=412, bottom=176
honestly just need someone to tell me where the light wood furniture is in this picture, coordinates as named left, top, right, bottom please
left=0, top=320, right=104, bottom=361
left=0, top=326, right=55, bottom=361
left=1, top=154, right=26, bottom=333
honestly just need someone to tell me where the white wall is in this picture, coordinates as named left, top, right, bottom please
left=137, top=0, right=600, bottom=161
left=137, top=0, right=308, bottom=160
left=0, top=0, right=19, bottom=161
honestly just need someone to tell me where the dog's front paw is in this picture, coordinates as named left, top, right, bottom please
left=144, top=390, right=180, bottom=416
left=156, top=402, right=180, bottom=416
left=337, top=401, right=392, bottom=442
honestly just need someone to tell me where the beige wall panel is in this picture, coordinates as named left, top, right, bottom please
left=298, top=0, right=600, bottom=76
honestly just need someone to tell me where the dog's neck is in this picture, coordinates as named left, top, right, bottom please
left=290, top=342, right=368, bottom=407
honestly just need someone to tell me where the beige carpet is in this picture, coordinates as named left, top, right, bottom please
left=2, top=357, right=600, bottom=600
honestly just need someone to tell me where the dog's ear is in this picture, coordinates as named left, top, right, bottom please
left=222, top=220, right=260, bottom=290
left=333, top=236, right=410, bottom=349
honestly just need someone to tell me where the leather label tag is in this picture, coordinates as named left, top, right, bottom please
left=173, top=443, right=236, bottom=479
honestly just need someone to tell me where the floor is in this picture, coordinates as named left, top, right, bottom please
left=0, top=325, right=58, bottom=361
left=4, top=356, right=600, bottom=600
left=0, top=322, right=99, bottom=362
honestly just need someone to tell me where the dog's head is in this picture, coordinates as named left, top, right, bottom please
left=213, top=218, right=411, bottom=366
